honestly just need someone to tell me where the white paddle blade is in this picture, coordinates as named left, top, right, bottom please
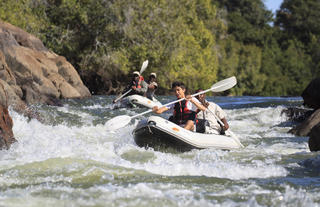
left=140, top=60, right=149, bottom=74
left=211, top=76, right=237, bottom=92
left=105, top=115, right=131, bottom=130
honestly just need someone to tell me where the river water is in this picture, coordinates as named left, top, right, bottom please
left=1, top=95, right=320, bottom=206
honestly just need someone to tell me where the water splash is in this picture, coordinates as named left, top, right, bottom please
left=0, top=96, right=317, bottom=206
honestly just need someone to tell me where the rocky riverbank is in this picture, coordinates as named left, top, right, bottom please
left=0, top=21, right=91, bottom=149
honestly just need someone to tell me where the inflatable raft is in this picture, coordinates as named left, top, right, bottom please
left=133, top=116, right=243, bottom=152
left=114, top=95, right=162, bottom=109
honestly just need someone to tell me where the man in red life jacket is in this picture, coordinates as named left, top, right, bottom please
left=152, top=81, right=206, bottom=131
left=112, top=71, right=148, bottom=104
left=119, top=71, right=148, bottom=98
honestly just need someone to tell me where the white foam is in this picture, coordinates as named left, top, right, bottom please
left=0, top=99, right=318, bottom=206
left=2, top=105, right=294, bottom=181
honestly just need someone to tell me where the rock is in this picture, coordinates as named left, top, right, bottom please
left=301, top=78, right=320, bottom=110
left=0, top=21, right=91, bottom=108
left=0, top=21, right=92, bottom=150
left=0, top=105, right=16, bottom=149
left=289, top=109, right=320, bottom=136
left=0, top=79, right=41, bottom=120
left=299, top=155, right=320, bottom=169
left=281, top=107, right=314, bottom=123
left=309, top=123, right=320, bottom=152
left=0, top=20, right=47, bottom=51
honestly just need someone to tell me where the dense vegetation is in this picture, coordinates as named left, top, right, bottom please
left=1, top=0, right=319, bottom=96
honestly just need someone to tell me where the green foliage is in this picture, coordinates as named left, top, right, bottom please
left=0, top=0, right=47, bottom=36
left=260, top=38, right=285, bottom=96
left=218, top=40, right=267, bottom=95
left=278, top=39, right=313, bottom=95
left=275, top=0, right=320, bottom=45
left=0, top=0, right=318, bottom=96
left=42, top=0, right=222, bottom=91
left=215, top=0, right=273, bottom=46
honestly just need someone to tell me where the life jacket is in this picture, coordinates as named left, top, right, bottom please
left=172, top=100, right=195, bottom=125
left=134, top=76, right=144, bottom=88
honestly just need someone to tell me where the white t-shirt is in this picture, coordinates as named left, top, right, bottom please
left=196, top=101, right=226, bottom=133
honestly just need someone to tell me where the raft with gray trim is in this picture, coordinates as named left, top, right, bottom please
left=114, top=95, right=162, bottom=109
left=126, top=95, right=162, bottom=108
left=133, top=116, right=243, bottom=152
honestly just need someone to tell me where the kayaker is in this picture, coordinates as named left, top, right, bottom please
left=152, top=81, right=206, bottom=131
left=145, top=73, right=158, bottom=100
left=195, top=89, right=229, bottom=134
left=113, top=71, right=148, bottom=103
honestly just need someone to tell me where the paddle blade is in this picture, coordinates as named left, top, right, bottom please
left=105, top=115, right=131, bottom=130
left=211, top=76, right=237, bottom=92
left=140, top=60, right=149, bottom=74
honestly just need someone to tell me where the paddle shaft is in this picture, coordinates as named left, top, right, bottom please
left=114, top=89, right=132, bottom=103
left=131, top=87, right=214, bottom=119
left=114, top=60, right=148, bottom=103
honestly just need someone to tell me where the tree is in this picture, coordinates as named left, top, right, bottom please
left=215, top=0, right=273, bottom=46
left=275, top=0, right=320, bottom=45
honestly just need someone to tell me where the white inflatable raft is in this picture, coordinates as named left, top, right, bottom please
left=121, top=95, right=162, bottom=109
left=133, top=116, right=243, bottom=152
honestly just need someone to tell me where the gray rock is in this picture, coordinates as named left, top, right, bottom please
left=0, top=21, right=91, bottom=108
left=301, top=78, right=320, bottom=110
left=0, top=21, right=92, bottom=150
left=289, top=109, right=320, bottom=136
left=309, top=123, right=320, bottom=152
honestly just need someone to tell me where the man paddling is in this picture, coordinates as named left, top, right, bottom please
left=152, top=81, right=206, bottom=131
left=113, top=71, right=148, bottom=103
left=195, top=89, right=229, bottom=134
left=145, top=72, right=158, bottom=101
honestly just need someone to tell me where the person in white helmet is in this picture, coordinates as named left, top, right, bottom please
left=145, top=72, right=158, bottom=100
left=113, top=71, right=147, bottom=103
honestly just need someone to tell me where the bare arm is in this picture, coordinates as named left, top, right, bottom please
left=186, top=95, right=206, bottom=111
left=152, top=106, right=169, bottom=114
left=221, top=118, right=229, bottom=130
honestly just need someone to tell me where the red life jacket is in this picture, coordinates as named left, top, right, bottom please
left=134, top=76, right=144, bottom=88
left=173, top=100, right=195, bottom=125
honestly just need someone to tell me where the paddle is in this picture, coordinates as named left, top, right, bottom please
left=113, top=60, right=149, bottom=103
left=106, top=76, right=237, bottom=130
left=206, top=107, right=244, bottom=148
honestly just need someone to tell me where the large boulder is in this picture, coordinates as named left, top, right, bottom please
left=301, top=78, right=320, bottom=110
left=289, top=109, right=320, bottom=136
left=288, top=78, right=320, bottom=146
left=309, top=123, right=320, bottom=151
left=0, top=105, right=15, bottom=149
left=0, top=21, right=92, bottom=150
left=0, top=21, right=91, bottom=108
left=0, top=81, right=16, bottom=149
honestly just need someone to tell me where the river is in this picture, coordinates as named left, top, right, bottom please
left=1, top=95, right=319, bottom=206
